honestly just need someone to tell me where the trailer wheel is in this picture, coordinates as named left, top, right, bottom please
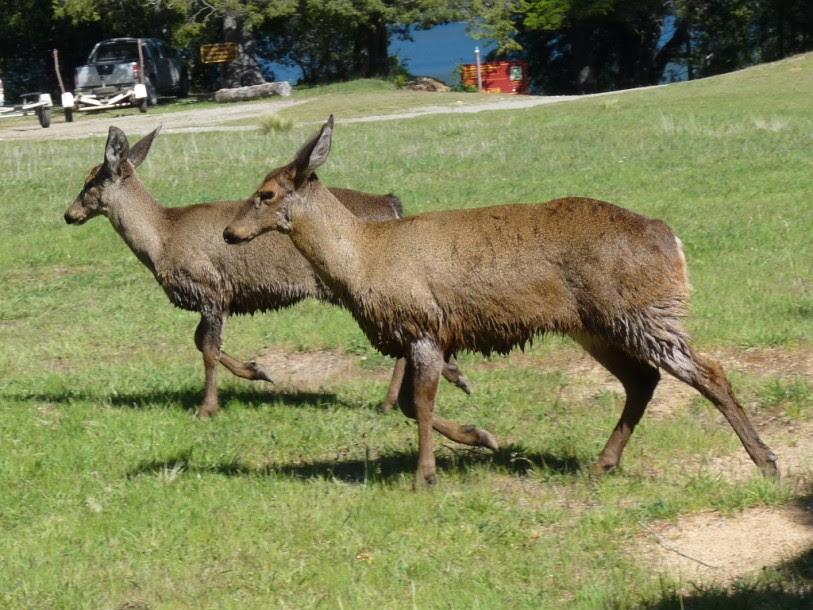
left=139, top=97, right=148, bottom=113
left=37, top=107, right=51, bottom=128
left=64, top=108, right=73, bottom=123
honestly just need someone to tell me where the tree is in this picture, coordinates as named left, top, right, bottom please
left=262, top=0, right=460, bottom=85
left=678, top=0, right=813, bottom=78
left=169, top=0, right=295, bottom=88
left=467, top=0, right=813, bottom=93
left=467, top=0, right=687, bottom=93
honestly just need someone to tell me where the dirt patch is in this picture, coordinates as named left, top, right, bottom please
left=640, top=503, right=813, bottom=587
left=254, top=347, right=387, bottom=393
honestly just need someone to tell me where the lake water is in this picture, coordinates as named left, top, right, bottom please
left=270, top=22, right=497, bottom=86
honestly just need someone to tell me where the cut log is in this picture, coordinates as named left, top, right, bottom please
left=214, top=81, right=292, bottom=103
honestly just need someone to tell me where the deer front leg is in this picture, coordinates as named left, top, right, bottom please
left=400, top=339, right=444, bottom=489
left=194, top=314, right=225, bottom=418
left=219, top=351, right=273, bottom=383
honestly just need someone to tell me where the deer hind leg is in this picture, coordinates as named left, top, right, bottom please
left=661, top=346, right=778, bottom=478
left=382, top=356, right=473, bottom=412
left=194, top=314, right=225, bottom=418
left=381, top=358, right=407, bottom=412
left=575, top=333, right=660, bottom=475
left=441, top=357, right=473, bottom=396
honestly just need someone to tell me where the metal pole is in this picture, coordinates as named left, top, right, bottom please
left=475, top=46, right=482, bottom=91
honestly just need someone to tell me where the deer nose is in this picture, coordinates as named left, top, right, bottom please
left=223, top=228, right=239, bottom=244
left=64, top=210, right=77, bottom=224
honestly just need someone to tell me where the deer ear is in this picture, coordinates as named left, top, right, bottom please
left=104, top=126, right=129, bottom=175
left=292, top=115, right=333, bottom=186
left=129, top=125, right=161, bottom=168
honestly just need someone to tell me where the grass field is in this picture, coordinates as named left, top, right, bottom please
left=1, top=54, right=812, bottom=609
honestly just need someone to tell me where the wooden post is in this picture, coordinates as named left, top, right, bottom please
left=52, top=49, right=66, bottom=94
left=137, top=39, right=145, bottom=83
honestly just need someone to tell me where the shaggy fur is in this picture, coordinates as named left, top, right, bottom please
left=225, top=117, right=778, bottom=486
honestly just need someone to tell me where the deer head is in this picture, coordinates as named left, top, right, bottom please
left=223, top=115, right=333, bottom=244
left=64, top=125, right=160, bottom=224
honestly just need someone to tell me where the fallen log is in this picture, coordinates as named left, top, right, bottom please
left=214, top=81, right=292, bottom=103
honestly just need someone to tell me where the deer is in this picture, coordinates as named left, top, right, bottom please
left=224, top=115, right=779, bottom=488
left=63, top=125, right=490, bottom=443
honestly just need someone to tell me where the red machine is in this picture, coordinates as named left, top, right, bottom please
left=461, top=60, right=529, bottom=94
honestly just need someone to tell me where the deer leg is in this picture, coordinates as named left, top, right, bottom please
left=441, top=356, right=473, bottom=396
left=381, top=357, right=407, bottom=413
left=400, top=340, right=444, bottom=488
left=382, top=356, right=473, bottom=413
left=575, top=334, right=660, bottom=475
left=194, top=314, right=225, bottom=418
left=396, top=367, right=497, bottom=451
left=219, top=351, right=273, bottom=383
left=662, top=347, right=778, bottom=478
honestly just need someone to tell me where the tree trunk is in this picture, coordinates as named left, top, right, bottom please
left=222, top=12, right=266, bottom=88
left=353, top=16, right=390, bottom=78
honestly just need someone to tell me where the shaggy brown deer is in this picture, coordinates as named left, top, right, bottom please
left=64, top=125, right=480, bottom=426
left=224, top=116, right=779, bottom=487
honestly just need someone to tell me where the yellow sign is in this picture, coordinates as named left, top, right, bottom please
left=200, top=43, right=238, bottom=64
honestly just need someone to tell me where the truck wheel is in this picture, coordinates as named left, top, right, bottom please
left=37, top=107, right=51, bottom=128
left=178, top=71, right=190, bottom=98
left=146, top=77, right=158, bottom=106
left=64, top=108, right=73, bottom=122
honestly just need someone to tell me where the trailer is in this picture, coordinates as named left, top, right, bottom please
left=60, top=84, right=148, bottom=122
left=0, top=92, right=53, bottom=128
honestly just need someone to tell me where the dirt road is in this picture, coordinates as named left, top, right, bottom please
left=0, top=88, right=657, bottom=142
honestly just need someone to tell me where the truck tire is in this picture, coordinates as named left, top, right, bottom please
left=146, top=77, right=158, bottom=106
left=37, top=107, right=51, bottom=128
left=64, top=108, right=73, bottom=122
left=178, top=70, right=190, bottom=98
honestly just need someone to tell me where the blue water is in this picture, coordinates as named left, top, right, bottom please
left=270, top=22, right=497, bottom=86
left=269, top=19, right=685, bottom=87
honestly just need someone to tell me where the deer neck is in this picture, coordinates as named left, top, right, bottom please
left=288, top=182, right=364, bottom=291
left=105, top=175, right=167, bottom=273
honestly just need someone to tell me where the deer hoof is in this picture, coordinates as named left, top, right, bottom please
left=475, top=428, right=499, bottom=452
left=413, top=470, right=437, bottom=490
left=247, top=361, right=273, bottom=383
left=455, top=375, right=474, bottom=396
left=379, top=400, right=395, bottom=414
left=759, top=456, right=780, bottom=479
left=591, top=460, right=617, bottom=477
left=196, top=405, right=219, bottom=419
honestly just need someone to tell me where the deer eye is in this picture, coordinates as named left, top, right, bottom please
left=259, top=190, right=275, bottom=202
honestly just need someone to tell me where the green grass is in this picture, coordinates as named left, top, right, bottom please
left=1, top=54, right=812, bottom=608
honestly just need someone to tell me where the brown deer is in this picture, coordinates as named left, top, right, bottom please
left=63, top=126, right=484, bottom=435
left=224, top=115, right=779, bottom=487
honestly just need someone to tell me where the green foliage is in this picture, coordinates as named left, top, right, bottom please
left=258, top=113, right=294, bottom=133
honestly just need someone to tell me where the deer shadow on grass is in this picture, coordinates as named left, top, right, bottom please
left=127, top=443, right=583, bottom=483
left=4, top=386, right=349, bottom=412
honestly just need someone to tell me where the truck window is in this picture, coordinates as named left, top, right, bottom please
left=92, top=42, right=139, bottom=63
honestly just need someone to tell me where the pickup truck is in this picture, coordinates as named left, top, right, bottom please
left=65, top=38, right=189, bottom=120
